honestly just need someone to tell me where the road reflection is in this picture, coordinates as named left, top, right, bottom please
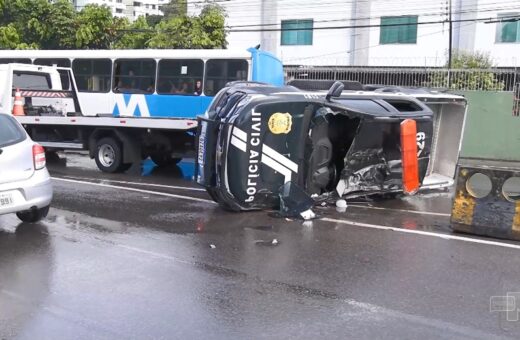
left=0, top=221, right=53, bottom=339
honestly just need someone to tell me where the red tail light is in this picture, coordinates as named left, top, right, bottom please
left=33, top=144, right=46, bottom=170
left=400, top=119, right=420, bottom=195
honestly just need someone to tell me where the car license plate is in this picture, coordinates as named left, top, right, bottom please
left=0, top=193, right=14, bottom=207
left=198, top=121, right=208, bottom=166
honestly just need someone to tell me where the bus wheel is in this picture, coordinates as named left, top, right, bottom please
left=151, top=155, right=182, bottom=167
left=95, top=137, right=124, bottom=173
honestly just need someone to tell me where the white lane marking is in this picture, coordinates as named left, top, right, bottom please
left=58, top=175, right=205, bottom=192
left=322, top=218, right=520, bottom=250
left=262, top=144, right=298, bottom=173
left=232, top=126, right=248, bottom=142
left=230, top=135, right=247, bottom=152
left=52, top=177, right=217, bottom=204
left=348, top=204, right=450, bottom=217
left=261, top=153, right=292, bottom=183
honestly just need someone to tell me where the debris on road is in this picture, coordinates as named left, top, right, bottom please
left=254, top=239, right=280, bottom=246
left=279, top=182, right=315, bottom=219
left=210, top=244, right=216, bottom=249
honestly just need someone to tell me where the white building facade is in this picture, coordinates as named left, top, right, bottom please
left=72, top=0, right=168, bottom=19
left=188, top=0, right=520, bottom=67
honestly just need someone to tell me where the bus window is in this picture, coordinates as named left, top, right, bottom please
left=157, top=59, right=203, bottom=95
left=114, top=59, right=156, bottom=94
left=34, top=58, right=72, bottom=90
left=204, top=59, right=248, bottom=96
left=73, top=59, right=111, bottom=93
left=0, top=58, right=31, bottom=64
left=34, top=58, right=71, bottom=67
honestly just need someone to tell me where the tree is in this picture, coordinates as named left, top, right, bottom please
left=0, top=0, right=53, bottom=48
left=145, top=14, right=163, bottom=28
left=148, top=3, right=227, bottom=49
left=161, top=0, right=187, bottom=18
left=0, top=24, right=34, bottom=49
left=113, top=16, right=152, bottom=49
left=75, top=4, right=122, bottom=49
left=44, top=0, right=77, bottom=49
left=432, top=50, right=504, bottom=91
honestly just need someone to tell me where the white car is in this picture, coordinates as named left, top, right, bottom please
left=0, top=113, right=52, bottom=222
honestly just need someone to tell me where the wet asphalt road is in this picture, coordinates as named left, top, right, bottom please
left=1, top=153, right=520, bottom=339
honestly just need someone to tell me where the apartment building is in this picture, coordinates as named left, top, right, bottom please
left=72, top=0, right=168, bottom=19
left=188, top=0, right=520, bottom=67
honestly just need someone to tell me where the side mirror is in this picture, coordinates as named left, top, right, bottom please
left=326, top=81, right=344, bottom=101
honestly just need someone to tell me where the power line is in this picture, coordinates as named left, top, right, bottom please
left=225, top=4, right=520, bottom=28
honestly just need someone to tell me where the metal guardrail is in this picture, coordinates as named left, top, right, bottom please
left=284, top=66, right=520, bottom=91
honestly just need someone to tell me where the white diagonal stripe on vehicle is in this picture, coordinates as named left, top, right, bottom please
left=230, top=136, right=247, bottom=152
left=232, top=127, right=248, bottom=142
left=262, top=144, right=298, bottom=173
left=261, top=154, right=292, bottom=183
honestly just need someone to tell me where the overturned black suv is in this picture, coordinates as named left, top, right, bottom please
left=196, top=81, right=434, bottom=211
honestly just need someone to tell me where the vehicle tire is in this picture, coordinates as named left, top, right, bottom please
left=206, top=188, right=240, bottom=211
left=151, top=155, right=182, bottom=167
left=95, top=137, right=125, bottom=173
left=16, top=205, right=50, bottom=223
left=206, top=188, right=220, bottom=203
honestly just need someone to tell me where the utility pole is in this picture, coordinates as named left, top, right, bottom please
left=447, top=0, right=453, bottom=88
left=448, top=0, right=453, bottom=69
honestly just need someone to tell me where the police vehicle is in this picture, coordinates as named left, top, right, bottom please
left=195, top=81, right=457, bottom=211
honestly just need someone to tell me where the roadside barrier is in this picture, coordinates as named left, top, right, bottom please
left=451, top=158, right=520, bottom=241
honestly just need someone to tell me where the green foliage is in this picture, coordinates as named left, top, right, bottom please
left=162, top=0, right=187, bottom=18
left=0, top=23, right=34, bottom=49
left=0, top=0, right=227, bottom=50
left=145, top=15, right=163, bottom=28
left=75, top=4, right=121, bottom=49
left=45, top=0, right=76, bottom=49
left=432, top=50, right=505, bottom=91
left=113, top=16, right=152, bottom=49
left=148, top=3, right=227, bottom=49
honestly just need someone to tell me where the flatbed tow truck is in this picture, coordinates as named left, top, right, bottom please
left=2, top=63, right=197, bottom=173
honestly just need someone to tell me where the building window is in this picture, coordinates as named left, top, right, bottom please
left=116, top=8, right=123, bottom=13
left=496, top=13, right=520, bottom=43
left=380, top=16, right=418, bottom=44
left=281, top=19, right=313, bottom=46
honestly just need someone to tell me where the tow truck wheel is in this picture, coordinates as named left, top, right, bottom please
left=95, top=137, right=125, bottom=173
left=150, top=155, right=182, bottom=167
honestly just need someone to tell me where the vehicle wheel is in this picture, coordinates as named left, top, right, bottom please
left=16, top=205, right=50, bottom=223
left=95, top=137, right=125, bottom=173
left=151, top=155, right=182, bottom=167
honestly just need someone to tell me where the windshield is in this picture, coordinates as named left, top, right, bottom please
left=0, top=115, right=26, bottom=148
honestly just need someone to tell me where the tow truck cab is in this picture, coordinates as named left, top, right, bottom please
left=0, top=63, right=81, bottom=116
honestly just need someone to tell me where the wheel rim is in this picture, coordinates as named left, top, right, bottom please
left=98, top=144, right=115, bottom=168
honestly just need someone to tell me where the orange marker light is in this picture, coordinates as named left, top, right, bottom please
left=400, top=119, right=420, bottom=195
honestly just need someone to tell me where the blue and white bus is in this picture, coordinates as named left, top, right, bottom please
left=0, top=47, right=284, bottom=118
